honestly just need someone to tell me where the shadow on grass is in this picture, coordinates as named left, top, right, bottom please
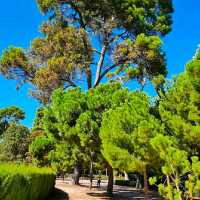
left=47, top=188, right=69, bottom=200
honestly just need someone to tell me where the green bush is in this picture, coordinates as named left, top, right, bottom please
left=0, top=163, right=55, bottom=200
left=115, top=179, right=136, bottom=187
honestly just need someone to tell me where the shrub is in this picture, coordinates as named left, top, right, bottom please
left=0, top=163, right=55, bottom=200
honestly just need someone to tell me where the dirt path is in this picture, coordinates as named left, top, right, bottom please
left=49, top=179, right=161, bottom=200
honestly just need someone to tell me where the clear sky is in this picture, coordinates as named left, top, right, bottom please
left=0, top=0, right=200, bottom=128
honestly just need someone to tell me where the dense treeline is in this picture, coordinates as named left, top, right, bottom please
left=1, top=48, right=198, bottom=199
left=0, top=0, right=199, bottom=199
left=29, top=48, right=199, bottom=199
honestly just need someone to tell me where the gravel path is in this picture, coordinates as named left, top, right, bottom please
left=48, top=179, right=162, bottom=200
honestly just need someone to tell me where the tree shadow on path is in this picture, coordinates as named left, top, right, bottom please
left=87, top=188, right=162, bottom=200
left=48, top=188, right=69, bottom=200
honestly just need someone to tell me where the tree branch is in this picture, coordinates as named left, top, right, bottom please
left=109, top=31, right=128, bottom=44
left=86, top=68, right=92, bottom=89
left=93, top=49, right=102, bottom=55
left=61, top=78, right=77, bottom=88
left=93, top=31, right=128, bottom=87
left=94, top=44, right=107, bottom=87
left=69, top=2, right=86, bottom=29
left=94, top=63, right=118, bottom=87
left=94, top=59, right=127, bottom=87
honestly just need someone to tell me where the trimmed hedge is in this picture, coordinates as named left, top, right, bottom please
left=0, top=163, right=55, bottom=200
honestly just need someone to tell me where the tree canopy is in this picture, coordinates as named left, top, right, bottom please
left=159, top=47, right=200, bottom=156
left=1, top=1, right=200, bottom=199
left=100, top=91, right=164, bottom=194
left=37, top=0, right=173, bottom=36
left=0, top=0, right=173, bottom=103
left=0, top=106, right=25, bottom=135
left=0, top=106, right=29, bottom=162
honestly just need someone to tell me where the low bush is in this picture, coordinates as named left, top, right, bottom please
left=0, top=163, right=55, bottom=200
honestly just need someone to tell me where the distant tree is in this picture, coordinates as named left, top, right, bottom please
left=0, top=106, right=29, bottom=161
left=31, top=107, right=46, bottom=138
left=29, top=135, right=55, bottom=166
left=0, top=106, right=25, bottom=135
left=0, top=0, right=173, bottom=103
left=48, top=142, right=78, bottom=175
left=0, top=122, right=30, bottom=161
left=100, top=92, right=163, bottom=196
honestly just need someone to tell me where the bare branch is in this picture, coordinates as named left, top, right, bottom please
left=94, top=58, right=128, bottom=87
left=94, top=44, right=108, bottom=86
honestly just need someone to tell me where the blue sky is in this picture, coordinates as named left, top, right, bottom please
left=0, top=0, right=200, bottom=128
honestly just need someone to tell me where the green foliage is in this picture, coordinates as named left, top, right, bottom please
left=0, top=24, right=92, bottom=103
left=48, top=142, right=77, bottom=172
left=185, top=157, right=200, bottom=199
left=29, top=135, right=55, bottom=166
left=0, top=106, right=25, bottom=134
left=37, top=0, right=173, bottom=36
left=31, top=107, right=46, bottom=139
left=159, top=47, right=200, bottom=156
left=0, top=47, right=33, bottom=82
left=39, top=83, right=133, bottom=172
left=31, top=23, right=92, bottom=103
left=0, top=123, right=30, bottom=161
left=0, top=0, right=173, bottom=103
left=100, top=92, right=163, bottom=173
left=148, top=47, right=200, bottom=199
left=150, top=135, right=200, bottom=199
left=0, top=163, right=55, bottom=200
left=113, top=34, right=166, bottom=89
left=32, top=107, right=45, bottom=132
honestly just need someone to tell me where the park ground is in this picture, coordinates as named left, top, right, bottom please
left=49, top=179, right=162, bottom=200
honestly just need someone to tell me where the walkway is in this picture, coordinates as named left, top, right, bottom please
left=48, top=179, right=161, bottom=200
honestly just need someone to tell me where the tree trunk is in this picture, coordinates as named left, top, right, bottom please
left=188, top=175, right=193, bottom=200
left=143, top=167, right=149, bottom=199
left=166, top=175, right=173, bottom=200
left=89, top=161, right=93, bottom=189
left=124, top=171, right=129, bottom=180
left=107, top=164, right=113, bottom=196
left=136, top=174, right=140, bottom=189
left=174, top=178, right=182, bottom=200
left=94, top=44, right=107, bottom=87
left=86, top=67, right=92, bottom=89
left=61, top=169, right=65, bottom=181
left=72, top=161, right=81, bottom=185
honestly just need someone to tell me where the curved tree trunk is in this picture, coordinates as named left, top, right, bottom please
left=107, top=164, right=113, bottom=196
